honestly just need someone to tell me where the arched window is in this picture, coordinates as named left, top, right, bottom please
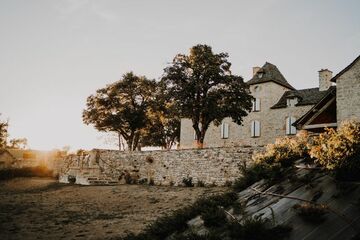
left=251, top=120, right=260, bottom=137
left=286, top=117, right=297, bottom=135
left=221, top=122, right=229, bottom=139
left=252, top=98, right=261, bottom=112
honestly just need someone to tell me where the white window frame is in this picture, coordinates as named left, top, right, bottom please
left=252, top=98, right=261, bottom=112
left=221, top=122, right=229, bottom=139
left=251, top=120, right=260, bottom=137
left=286, top=117, right=297, bottom=135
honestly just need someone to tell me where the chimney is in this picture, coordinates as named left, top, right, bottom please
left=318, top=69, right=333, bottom=91
left=253, top=66, right=261, bottom=77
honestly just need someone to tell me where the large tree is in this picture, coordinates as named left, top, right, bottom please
left=140, top=84, right=181, bottom=149
left=83, top=72, right=157, bottom=151
left=162, top=44, right=253, bottom=148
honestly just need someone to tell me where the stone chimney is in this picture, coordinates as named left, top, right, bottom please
left=318, top=69, right=333, bottom=91
left=253, top=66, right=261, bottom=77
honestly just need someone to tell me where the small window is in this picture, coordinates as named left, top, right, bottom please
left=252, top=98, right=261, bottom=112
left=287, top=98, right=298, bottom=107
left=286, top=117, right=297, bottom=135
left=221, top=123, right=229, bottom=139
left=251, top=120, right=260, bottom=137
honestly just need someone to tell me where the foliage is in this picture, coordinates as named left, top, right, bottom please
left=309, top=120, right=360, bottom=180
left=162, top=44, right=252, bottom=147
left=196, top=180, right=205, bottom=187
left=0, top=115, right=9, bottom=149
left=0, top=166, right=54, bottom=181
left=182, top=177, right=194, bottom=187
left=226, top=216, right=292, bottom=240
left=293, top=203, right=328, bottom=224
left=253, top=131, right=309, bottom=167
left=201, top=206, right=227, bottom=228
left=83, top=72, right=157, bottom=151
left=139, top=88, right=181, bottom=149
left=8, top=138, right=28, bottom=149
left=232, top=162, right=286, bottom=192
left=121, top=192, right=238, bottom=240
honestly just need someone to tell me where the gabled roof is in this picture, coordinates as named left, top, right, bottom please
left=331, top=54, right=360, bottom=82
left=271, top=87, right=328, bottom=109
left=293, top=86, right=336, bottom=130
left=247, top=62, right=295, bottom=90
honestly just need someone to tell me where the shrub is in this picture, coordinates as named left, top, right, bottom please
left=293, top=203, right=328, bottom=224
left=196, top=180, right=205, bottom=187
left=309, top=120, right=360, bottom=180
left=201, top=206, right=227, bottom=227
left=182, top=177, right=194, bottom=187
left=0, top=166, right=54, bottom=181
left=253, top=131, right=309, bottom=167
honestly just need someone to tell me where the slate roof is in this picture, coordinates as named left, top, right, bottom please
left=247, top=62, right=296, bottom=90
left=271, top=87, right=329, bottom=109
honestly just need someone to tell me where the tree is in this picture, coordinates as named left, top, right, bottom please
left=83, top=72, right=157, bottom=151
left=162, top=44, right=253, bottom=148
left=0, top=115, right=8, bottom=149
left=8, top=138, right=28, bottom=149
left=140, top=97, right=181, bottom=149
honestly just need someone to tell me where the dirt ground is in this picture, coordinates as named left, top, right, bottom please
left=0, top=178, right=226, bottom=240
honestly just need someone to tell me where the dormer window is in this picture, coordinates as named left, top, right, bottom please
left=286, top=97, right=298, bottom=107
left=257, top=69, right=264, bottom=79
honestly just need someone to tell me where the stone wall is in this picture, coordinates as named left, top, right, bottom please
left=336, top=58, right=360, bottom=123
left=59, top=146, right=262, bottom=186
left=180, top=82, right=312, bottom=148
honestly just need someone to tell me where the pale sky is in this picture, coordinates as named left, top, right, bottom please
left=1, top=0, right=359, bottom=151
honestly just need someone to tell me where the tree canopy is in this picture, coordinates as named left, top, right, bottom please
left=162, top=44, right=252, bottom=147
left=83, top=72, right=157, bottom=151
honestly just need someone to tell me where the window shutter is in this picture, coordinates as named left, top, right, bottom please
left=290, top=117, right=297, bottom=135
left=286, top=117, right=290, bottom=135
left=221, top=123, right=229, bottom=139
left=224, top=123, right=229, bottom=138
left=256, top=98, right=260, bottom=111
left=251, top=121, right=255, bottom=137
left=251, top=120, right=260, bottom=137
left=255, top=121, right=260, bottom=137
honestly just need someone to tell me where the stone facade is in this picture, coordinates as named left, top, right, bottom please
left=180, top=81, right=313, bottom=149
left=336, top=57, right=360, bottom=123
left=59, top=146, right=262, bottom=186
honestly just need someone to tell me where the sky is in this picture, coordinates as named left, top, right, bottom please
left=0, top=0, right=360, bottom=151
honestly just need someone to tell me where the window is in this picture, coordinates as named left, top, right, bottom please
left=286, top=98, right=298, bottom=107
left=286, top=117, right=297, bottom=135
left=221, top=123, right=229, bottom=139
left=251, top=120, right=260, bottom=137
left=252, top=98, right=261, bottom=112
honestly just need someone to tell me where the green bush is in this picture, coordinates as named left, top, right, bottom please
left=201, top=206, right=227, bottom=228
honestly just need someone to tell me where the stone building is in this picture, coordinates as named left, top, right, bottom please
left=295, top=54, right=360, bottom=131
left=180, top=62, right=333, bottom=148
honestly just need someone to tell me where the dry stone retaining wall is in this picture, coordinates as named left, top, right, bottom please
left=59, top=146, right=262, bottom=186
